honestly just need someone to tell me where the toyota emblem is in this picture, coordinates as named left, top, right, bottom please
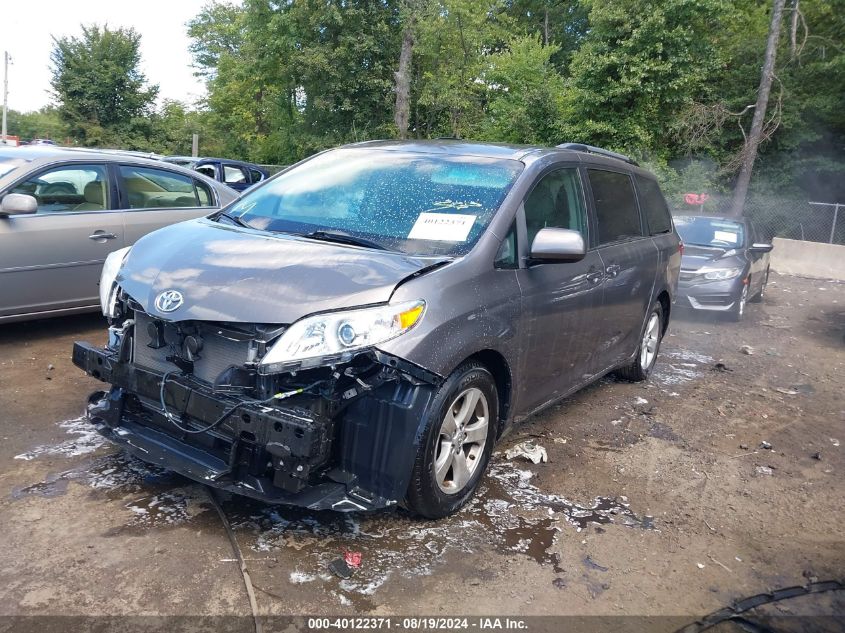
left=155, top=289, right=184, bottom=313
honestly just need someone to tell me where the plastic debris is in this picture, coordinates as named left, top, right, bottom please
left=811, top=452, right=822, bottom=460
left=831, top=439, right=840, bottom=447
left=553, top=437, right=567, bottom=444
left=755, top=466, right=774, bottom=476
left=759, top=441, right=773, bottom=450
left=344, top=551, right=362, bottom=568
left=505, top=441, right=548, bottom=464
left=739, top=345, right=754, bottom=355
left=775, top=387, right=798, bottom=395
left=697, top=563, right=706, bottom=569
left=328, top=558, right=354, bottom=579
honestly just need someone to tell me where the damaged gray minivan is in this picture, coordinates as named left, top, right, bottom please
left=73, top=140, right=681, bottom=518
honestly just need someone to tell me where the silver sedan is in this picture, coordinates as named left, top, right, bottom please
left=0, top=146, right=238, bottom=323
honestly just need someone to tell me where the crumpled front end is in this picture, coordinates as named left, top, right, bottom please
left=72, top=298, right=441, bottom=511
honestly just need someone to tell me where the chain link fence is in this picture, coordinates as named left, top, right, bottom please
left=671, top=196, right=845, bottom=245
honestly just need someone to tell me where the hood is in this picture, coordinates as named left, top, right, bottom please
left=118, top=219, right=444, bottom=324
left=681, top=244, right=746, bottom=271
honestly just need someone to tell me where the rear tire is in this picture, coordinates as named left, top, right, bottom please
left=405, top=361, right=498, bottom=519
left=615, top=302, right=664, bottom=382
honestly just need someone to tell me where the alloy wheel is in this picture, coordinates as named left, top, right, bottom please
left=640, top=312, right=661, bottom=370
left=434, top=387, right=489, bottom=494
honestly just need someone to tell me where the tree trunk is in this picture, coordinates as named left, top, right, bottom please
left=394, top=18, right=415, bottom=140
left=543, top=8, right=549, bottom=46
left=789, top=0, right=799, bottom=59
left=729, top=0, right=786, bottom=218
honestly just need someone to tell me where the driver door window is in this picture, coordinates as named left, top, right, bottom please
left=10, top=164, right=109, bottom=213
left=523, top=167, right=587, bottom=248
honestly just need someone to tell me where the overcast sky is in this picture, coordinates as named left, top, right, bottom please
left=1, top=0, right=214, bottom=113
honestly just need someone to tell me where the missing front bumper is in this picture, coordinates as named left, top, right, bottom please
left=73, top=342, right=438, bottom=511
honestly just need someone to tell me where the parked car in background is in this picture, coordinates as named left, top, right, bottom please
left=674, top=215, right=773, bottom=321
left=74, top=140, right=681, bottom=518
left=29, top=139, right=57, bottom=146
left=162, top=156, right=268, bottom=192
left=0, top=146, right=238, bottom=323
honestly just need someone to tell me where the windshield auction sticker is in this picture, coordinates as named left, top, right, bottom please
left=408, top=213, right=477, bottom=242
left=713, top=230, right=739, bottom=243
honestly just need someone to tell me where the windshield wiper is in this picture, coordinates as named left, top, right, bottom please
left=299, top=230, right=389, bottom=251
left=214, top=211, right=252, bottom=228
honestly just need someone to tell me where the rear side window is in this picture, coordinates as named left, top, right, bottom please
left=523, top=167, right=587, bottom=248
left=120, top=165, right=214, bottom=209
left=224, top=164, right=248, bottom=185
left=587, top=169, right=643, bottom=244
left=249, top=168, right=265, bottom=183
left=636, top=175, right=672, bottom=235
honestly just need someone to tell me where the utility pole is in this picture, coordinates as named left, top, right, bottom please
left=2, top=51, right=9, bottom=144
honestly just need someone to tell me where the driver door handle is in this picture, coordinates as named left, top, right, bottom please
left=606, top=264, right=621, bottom=278
left=587, top=270, right=604, bottom=285
left=89, top=231, right=118, bottom=240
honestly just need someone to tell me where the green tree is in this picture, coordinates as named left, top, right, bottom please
left=480, top=34, right=566, bottom=144
left=49, top=24, right=159, bottom=145
left=563, top=0, right=735, bottom=156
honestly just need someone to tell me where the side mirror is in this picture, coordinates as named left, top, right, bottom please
left=749, top=243, right=773, bottom=253
left=529, top=227, right=586, bottom=263
left=0, top=193, right=38, bottom=216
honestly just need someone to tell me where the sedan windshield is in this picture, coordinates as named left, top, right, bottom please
left=675, top=216, right=745, bottom=248
left=225, top=148, right=523, bottom=256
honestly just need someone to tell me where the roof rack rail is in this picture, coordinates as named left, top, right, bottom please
left=555, top=142, right=639, bottom=166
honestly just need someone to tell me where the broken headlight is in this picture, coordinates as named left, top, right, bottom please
left=259, top=300, right=425, bottom=373
left=99, top=246, right=131, bottom=317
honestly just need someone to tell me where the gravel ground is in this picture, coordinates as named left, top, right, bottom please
left=0, top=272, right=842, bottom=630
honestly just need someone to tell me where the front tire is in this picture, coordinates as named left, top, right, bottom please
left=615, top=302, right=664, bottom=382
left=730, top=283, right=749, bottom=321
left=750, top=268, right=769, bottom=303
left=405, top=361, right=498, bottom=518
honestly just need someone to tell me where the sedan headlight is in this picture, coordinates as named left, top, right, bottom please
left=259, top=300, right=426, bottom=373
left=99, top=247, right=131, bottom=316
left=699, top=267, right=743, bottom=281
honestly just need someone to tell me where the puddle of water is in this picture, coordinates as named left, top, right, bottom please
left=14, top=416, right=107, bottom=461
left=653, top=347, right=713, bottom=387
left=222, top=459, right=653, bottom=608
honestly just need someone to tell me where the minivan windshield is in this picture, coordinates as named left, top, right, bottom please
left=224, top=148, right=523, bottom=256
left=675, top=216, right=746, bottom=248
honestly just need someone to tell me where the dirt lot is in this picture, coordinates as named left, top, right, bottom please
left=1, top=272, right=843, bottom=630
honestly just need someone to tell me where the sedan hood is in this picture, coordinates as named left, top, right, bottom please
left=117, top=219, right=444, bottom=324
left=681, top=244, right=744, bottom=271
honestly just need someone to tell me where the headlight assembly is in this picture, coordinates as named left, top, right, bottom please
left=99, top=247, right=131, bottom=317
left=698, top=267, right=743, bottom=281
left=259, top=300, right=426, bottom=373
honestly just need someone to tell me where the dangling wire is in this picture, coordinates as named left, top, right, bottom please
left=158, top=370, right=323, bottom=435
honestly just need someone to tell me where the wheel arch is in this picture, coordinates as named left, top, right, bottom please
left=461, top=349, right=513, bottom=437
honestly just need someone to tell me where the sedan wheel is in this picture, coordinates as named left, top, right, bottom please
left=731, top=284, right=749, bottom=321
left=434, top=387, right=489, bottom=494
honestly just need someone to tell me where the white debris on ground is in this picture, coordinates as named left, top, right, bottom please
left=504, top=441, right=549, bottom=464
left=14, top=415, right=107, bottom=461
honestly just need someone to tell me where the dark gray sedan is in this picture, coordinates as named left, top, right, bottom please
left=0, top=147, right=238, bottom=323
left=73, top=140, right=681, bottom=517
left=675, top=215, right=773, bottom=321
